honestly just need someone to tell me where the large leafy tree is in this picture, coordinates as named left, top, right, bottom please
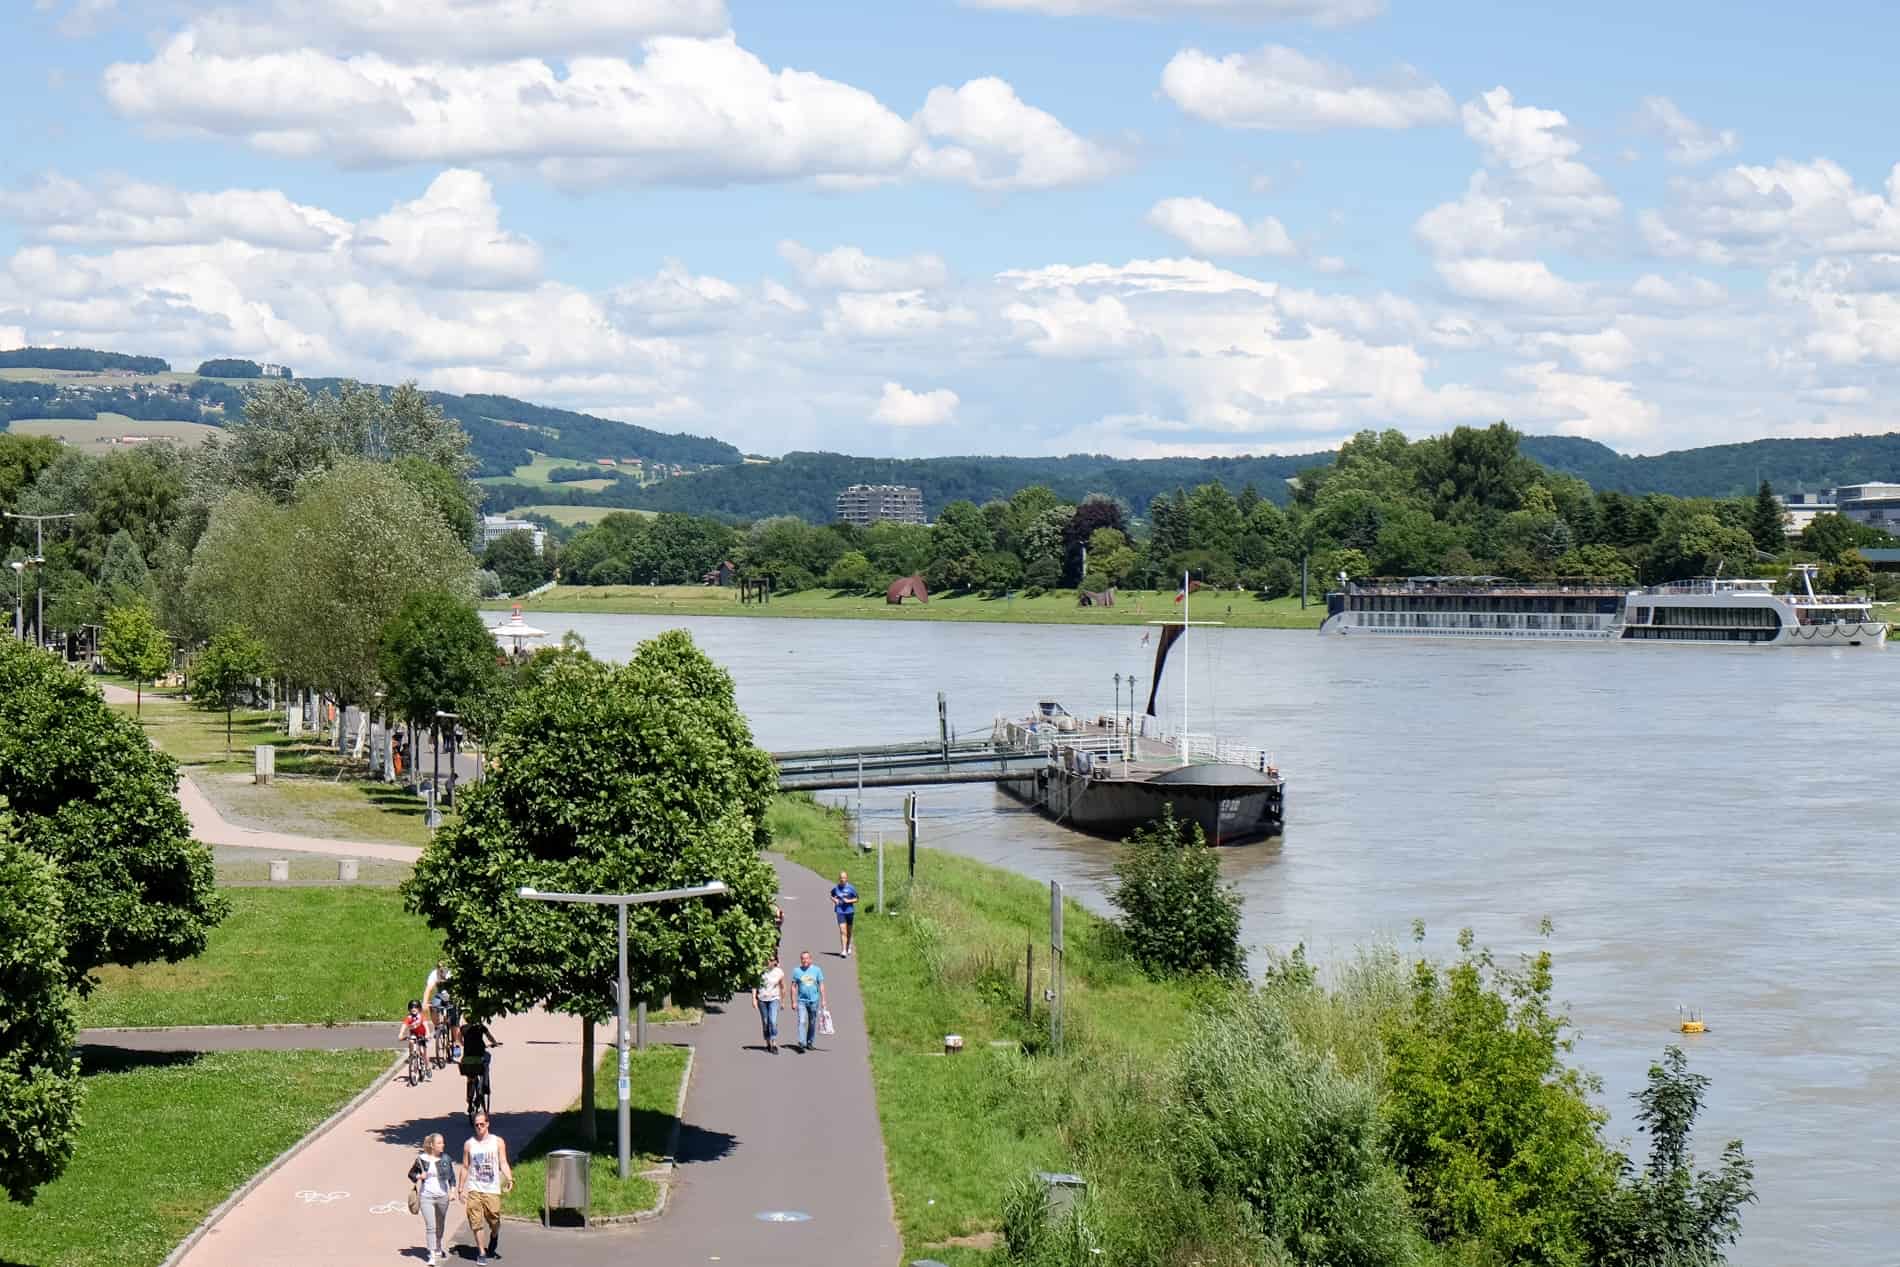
left=378, top=592, right=500, bottom=738
left=101, top=600, right=171, bottom=715
left=0, top=801, right=82, bottom=1205
left=193, top=623, right=273, bottom=749
left=0, top=639, right=226, bottom=991
left=482, top=530, right=547, bottom=595
left=402, top=630, right=779, bottom=1077
left=0, top=435, right=61, bottom=555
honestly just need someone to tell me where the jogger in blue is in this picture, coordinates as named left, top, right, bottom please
left=830, top=871, right=859, bottom=957
left=790, top=950, right=827, bottom=1052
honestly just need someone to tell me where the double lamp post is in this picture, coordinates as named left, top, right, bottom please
left=516, top=880, right=729, bottom=1179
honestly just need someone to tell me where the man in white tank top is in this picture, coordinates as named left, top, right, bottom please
left=457, top=1113, right=512, bottom=1262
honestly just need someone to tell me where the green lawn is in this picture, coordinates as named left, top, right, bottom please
left=767, top=796, right=1201, bottom=1258
left=80, top=887, right=442, bottom=1027
left=492, top=584, right=1327, bottom=630
left=476, top=453, right=618, bottom=491
left=0, top=1047, right=389, bottom=1267
left=503, top=1045, right=691, bottom=1222
left=109, top=689, right=440, bottom=849
left=512, top=504, right=655, bottom=527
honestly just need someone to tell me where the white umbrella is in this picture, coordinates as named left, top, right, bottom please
left=488, top=604, right=547, bottom=651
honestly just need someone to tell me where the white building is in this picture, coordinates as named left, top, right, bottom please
left=1779, top=483, right=1900, bottom=534
left=1777, top=491, right=1837, bottom=536
left=480, top=515, right=547, bottom=556
left=835, top=484, right=925, bottom=526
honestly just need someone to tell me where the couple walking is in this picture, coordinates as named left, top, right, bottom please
left=407, top=1112, right=513, bottom=1263
left=753, top=872, right=857, bottom=1053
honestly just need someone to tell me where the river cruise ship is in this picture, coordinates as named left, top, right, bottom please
left=1621, top=568, right=1886, bottom=648
left=1319, top=576, right=1627, bottom=640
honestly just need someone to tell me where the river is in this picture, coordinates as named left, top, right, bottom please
left=524, top=608, right=1897, bottom=1262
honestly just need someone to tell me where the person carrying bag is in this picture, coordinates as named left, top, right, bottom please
left=408, top=1132, right=458, bottom=1264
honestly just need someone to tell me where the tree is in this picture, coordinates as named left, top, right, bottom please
left=0, top=435, right=61, bottom=555
left=1382, top=927, right=1621, bottom=1265
left=0, top=801, right=81, bottom=1204
left=402, top=631, right=779, bottom=1103
left=101, top=600, right=170, bottom=715
left=483, top=530, right=547, bottom=595
left=393, top=455, right=478, bottom=547
left=193, top=624, right=272, bottom=749
left=1553, top=544, right=1636, bottom=585
left=1108, top=808, right=1244, bottom=979
left=97, top=528, right=152, bottom=608
left=0, top=639, right=226, bottom=990
left=378, top=593, right=500, bottom=746
left=1799, top=512, right=1858, bottom=564
left=1588, top=1047, right=1755, bottom=1267
left=1747, top=481, right=1786, bottom=554
left=823, top=550, right=876, bottom=592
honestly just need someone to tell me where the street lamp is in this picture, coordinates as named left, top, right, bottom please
left=516, top=880, right=729, bottom=1178
left=434, top=710, right=461, bottom=808
left=3, top=512, right=74, bottom=647
left=8, top=561, right=23, bottom=642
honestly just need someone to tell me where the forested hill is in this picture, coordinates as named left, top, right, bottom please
left=486, top=450, right=1337, bottom=521
left=1521, top=433, right=1900, bottom=497
left=0, top=347, right=171, bottom=373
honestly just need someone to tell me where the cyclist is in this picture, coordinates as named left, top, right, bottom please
left=433, top=984, right=461, bottom=1067
left=459, top=1016, right=501, bottom=1115
left=398, top=1000, right=430, bottom=1082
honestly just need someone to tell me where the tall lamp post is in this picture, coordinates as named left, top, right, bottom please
left=9, top=560, right=23, bottom=641
left=517, top=881, right=729, bottom=1178
left=3, top=512, right=74, bottom=648
left=435, top=710, right=461, bottom=808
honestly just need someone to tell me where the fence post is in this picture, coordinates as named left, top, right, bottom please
left=906, top=791, right=917, bottom=879
left=1050, top=881, right=1065, bottom=1055
left=1025, top=942, right=1034, bottom=1024
left=877, top=832, right=885, bottom=915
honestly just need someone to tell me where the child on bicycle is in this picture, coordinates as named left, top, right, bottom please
left=398, top=1000, right=430, bottom=1076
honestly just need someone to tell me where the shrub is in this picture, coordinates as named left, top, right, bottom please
left=1108, top=808, right=1244, bottom=979
left=1023, top=584, right=1047, bottom=599
left=0, top=801, right=82, bottom=1203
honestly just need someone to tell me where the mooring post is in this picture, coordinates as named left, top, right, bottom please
left=938, top=691, right=949, bottom=764
left=906, top=791, right=918, bottom=879
left=1050, top=881, right=1065, bottom=1054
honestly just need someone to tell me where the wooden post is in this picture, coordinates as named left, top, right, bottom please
left=1025, top=942, right=1034, bottom=1023
left=938, top=691, right=949, bottom=764
left=579, top=1018, right=596, bottom=1144
left=906, top=791, right=917, bottom=879
left=1050, top=881, right=1065, bottom=1054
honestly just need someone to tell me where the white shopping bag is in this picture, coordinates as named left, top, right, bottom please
left=819, top=1007, right=835, bottom=1037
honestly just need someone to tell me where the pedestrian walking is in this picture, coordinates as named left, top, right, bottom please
left=458, top=1112, right=513, bottom=1262
left=408, top=1132, right=458, bottom=1264
left=790, top=950, right=827, bottom=1053
left=830, top=871, right=859, bottom=957
left=756, top=954, right=786, bottom=1053
left=772, top=903, right=785, bottom=951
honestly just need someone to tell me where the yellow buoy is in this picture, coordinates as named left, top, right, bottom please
left=1679, top=1019, right=1706, bottom=1034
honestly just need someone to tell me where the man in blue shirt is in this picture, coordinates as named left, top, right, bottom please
left=789, top=950, right=827, bottom=1053
left=829, top=870, right=859, bottom=958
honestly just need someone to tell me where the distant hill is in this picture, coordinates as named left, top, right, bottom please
left=482, top=450, right=1334, bottom=520
left=0, top=347, right=170, bottom=373
left=1520, top=432, right=1900, bottom=498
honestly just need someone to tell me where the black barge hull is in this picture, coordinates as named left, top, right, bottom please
left=998, top=761, right=1283, bottom=845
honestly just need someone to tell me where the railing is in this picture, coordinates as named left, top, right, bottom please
left=1177, top=733, right=1275, bottom=771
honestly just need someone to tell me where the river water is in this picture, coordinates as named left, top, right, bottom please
left=529, top=609, right=1897, bottom=1262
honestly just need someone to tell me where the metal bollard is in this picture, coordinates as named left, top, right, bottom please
left=268, top=859, right=289, bottom=882
left=337, top=858, right=359, bottom=882
left=254, top=744, right=274, bottom=785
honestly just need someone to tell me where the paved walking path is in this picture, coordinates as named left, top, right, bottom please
left=174, top=1006, right=579, bottom=1267
left=506, top=855, right=902, bottom=1267
left=98, top=681, right=422, bottom=863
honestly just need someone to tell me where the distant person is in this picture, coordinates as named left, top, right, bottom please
left=408, top=1131, right=458, bottom=1265
left=790, top=950, right=827, bottom=1053
left=458, top=1112, right=512, bottom=1263
left=773, top=903, right=785, bottom=951
left=756, top=954, right=786, bottom=1053
left=830, top=871, right=859, bottom=957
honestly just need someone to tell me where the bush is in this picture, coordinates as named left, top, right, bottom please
left=547, top=465, right=600, bottom=483
left=1255, top=557, right=1298, bottom=599
left=0, top=801, right=81, bottom=1204
left=1108, top=808, right=1244, bottom=979
left=1023, top=584, right=1047, bottom=599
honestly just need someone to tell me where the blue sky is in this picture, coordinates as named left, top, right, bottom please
left=4, top=1, right=1899, bottom=460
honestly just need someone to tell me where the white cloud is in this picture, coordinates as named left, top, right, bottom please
left=1144, top=197, right=1295, bottom=257
left=1636, top=96, right=1738, bottom=166
left=1161, top=45, right=1454, bottom=131
left=0, top=173, right=348, bottom=250
left=911, top=78, right=1121, bottom=191
left=961, top=0, right=1382, bottom=22
left=778, top=242, right=948, bottom=291
left=1510, top=361, right=1660, bottom=438
left=1415, top=87, right=1620, bottom=259
left=1001, top=256, right=1277, bottom=297
left=1435, top=258, right=1588, bottom=310
left=873, top=381, right=959, bottom=427
left=825, top=291, right=975, bottom=339
left=1004, top=290, right=1154, bottom=358
left=352, top=169, right=540, bottom=288
left=1630, top=272, right=1728, bottom=308
left=186, top=0, right=726, bottom=59
left=102, top=32, right=1113, bottom=195
left=1536, top=327, right=1637, bottom=373
left=1644, top=158, right=1900, bottom=265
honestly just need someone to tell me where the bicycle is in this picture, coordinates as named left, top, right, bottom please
left=464, top=1063, right=490, bottom=1124
left=405, top=1037, right=430, bottom=1087
left=432, top=1020, right=450, bottom=1069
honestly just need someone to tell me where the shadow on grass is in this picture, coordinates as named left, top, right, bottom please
left=77, top=1046, right=204, bottom=1075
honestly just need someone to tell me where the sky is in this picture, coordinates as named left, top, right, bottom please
left=3, top=1, right=1899, bottom=461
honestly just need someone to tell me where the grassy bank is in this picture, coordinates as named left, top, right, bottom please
left=107, top=686, right=437, bottom=848
left=768, top=796, right=1208, bottom=1262
left=80, top=887, right=442, bottom=1027
left=503, top=1045, right=692, bottom=1221
left=0, top=1047, right=390, bottom=1267
left=488, top=583, right=1326, bottom=629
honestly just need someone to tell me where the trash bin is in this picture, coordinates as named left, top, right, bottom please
left=543, top=1149, right=590, bottom=1226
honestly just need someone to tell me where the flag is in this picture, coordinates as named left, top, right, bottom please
left=1144, top=623, right=1185, bottom=716
left=1174, top=579, right=1206, bottom=603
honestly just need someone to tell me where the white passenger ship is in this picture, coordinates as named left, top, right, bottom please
left=1321, top=566, right=1886, bottom=648
left=1621, top=566, right=1886, bottom=648
left=1319, top=576, right=1626, bottom=640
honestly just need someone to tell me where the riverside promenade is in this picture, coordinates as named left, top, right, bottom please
left=95, top=681, right=902, bottom=1265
